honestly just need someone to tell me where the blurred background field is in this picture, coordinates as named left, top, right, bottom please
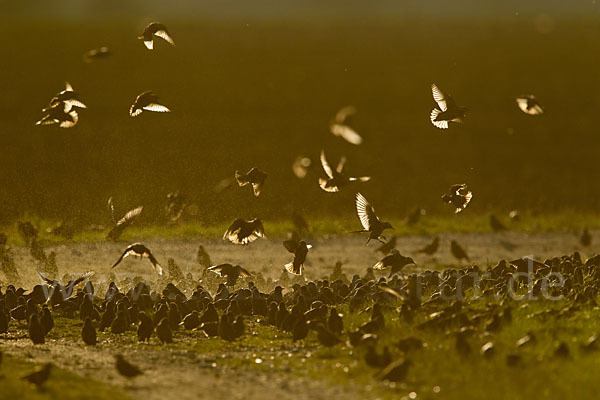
left=1, top=1, right=600, bottom=229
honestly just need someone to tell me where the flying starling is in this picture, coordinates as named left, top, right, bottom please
left=106, top=200, right=143, bottom=240
left=516, top=95, right=544, bottom=115
left=36, top=102, right=79, bottom=128
left=223, top=218, right=265, bottom=245
left=235, top=168, right=267, bottom=197
left=283, top=239, right=312, bottom=275
left=46, top=82, right=87, bottom=111
left=83, top=46, right=111, bottom=63
left=292, top=156, right=312, bottom=179
left=581, top=228, right=592, bottom=247
left=450, top=240, right=470, bottom=262
left=21, top=363, right=52, bottom=388
left=319, top=150, right=370, bottom=193
left=111, top=243, right=163, bottom=275
left=442, top=184, right=473, bottom=213
left=329, top=105, right=362, bottom=145
left=373, top=249, right=415, bottom=277
left=82, top=317, right=97, bottom=345
left=417, top=237, right=439, bottom=255
left=207, top=264, right=252, bottom=286
left=115, top=355, right=142, bottom=378
left=353, top=193, right=394, bottom=245
left=430, top=83, right=468, bottom=129
left=138, top=22, right=175, bottom=50
left=129, top=90, right=170, bottom=117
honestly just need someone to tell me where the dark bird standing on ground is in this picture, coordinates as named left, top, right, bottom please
left=373, top=250, right=415, bottom=277
left=451, top=240, right=470, bottom=262
left=442, top=184, right=473, bottom=213
left=208, top=264, right=252, bottom=286
left=28, top=314, right=45, bottom=344
left=490, top=215, right=507, bottom=232
left=106, top=200, right=143, bottom=240
left=376, top=236, right=396, bottom=254
left=283, top=239, right=312, bottom=275
left=137, top=312, right=153, bottom=342
left=138, top=22, right=175, bottom=50
left=223, top=218, right=265, bottom=245
left=430, top=83, right=468, bottom=129
left=329, top=105, right=362, bottom=145
left=22, top=363, right=52, bottom=388
left=156, top=318, right=174, bottom=344
left=111, top=243, right=163, bottom=276
left=129, top=91, right=171, bottom=117
left=418, top=237, right=439, bottom=256
left=83, top=46, right=111, bottom=63
left=516, top=95, right=544, bottom=115
left=235, top=168, right=267, bottom=197
left=581, top=228, right=592, bottom=247
left=406, top=208, right=426, bottom=226
left=319, top=150, right=370, bottom=193
left=354, top=193, right=394, bottom=245
left=115, top=355, right=142, bottom=378
left=82, top=317, right=97, bottom=345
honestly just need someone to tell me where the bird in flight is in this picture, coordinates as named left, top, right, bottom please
left=330, top=105, right=362, bottom=145
left=516, top=95, right=544, bottom=115
left=112, top=243, right=163, bottom=275
left=353, top=193, right=394, bottom=245
left=223, top=218, right=266, bottom=245
left=292, top=156, right=312, bottom=179
left=106, top=199, right=143, bottom=240
left=138, top=22, right=175, bottom=50
left=442, top=184, right=472, bottom=213
left=83, top=46, right=111, bottom=63
left=129, top=91, right=170, bottom=117
left=283, top=239, right=312, bottom=275
left=319, top=150, right=370, bottom=193
left=207, top=264, right=252, bottom=286
left=373, top=249, right=415, bottom=277
left=36, top=102, right=79, bottom=128
left=430, top=83, right=468, bottom=129
left=46, top=82, right=87, bottom=111
left=235, top=168, right=267, bottom=197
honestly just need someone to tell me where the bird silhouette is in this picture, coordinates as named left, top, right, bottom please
left=235, top=168, right=267, bottom=197
left=376, top=236, right=396, bottom=254
left=450, top=240, right=470, bottom=262
left=208, top=264, right=252, bottom=286
left=36, top=102, right=79, bottom=128
left=46, top=82, right=87, bottom=111
left=430, top=83, right=468, bottom=129
left=417, top=237, right=439, bottom=255
left=138, top=22, right=175, bottom=50
left=83, top=46, right=111, bottom=63
left=115, top=355, right=142, bottom=378
left=329, top=105, right=362, bottom=145
left=442, top=184, right=473, bottom=213
left=106, top=201, right=143, bottom=240
left=111, top=243, right=163, bottom=275
left=353, top=193, right=394, bottom=245
left=223, top=218, right=265, bottom=245
left=129, top=91, right=170, bottom=117
left=319, top=150, right=370, bottom=193
left=21, top=363, right=52, bottom=388
left=283, top=239, right=312, bottom=275
left=82, top=317, right=97, bottom=345
left=28, top=314, right=45, bottom=344
left=581, top=228, right=592, bottom=247
left=373, top=250, right=415, bottom=277
left=516, top=95, right=544, bottom=115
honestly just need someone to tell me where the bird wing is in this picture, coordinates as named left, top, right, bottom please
left=208, top=264, right=232, bottom=277
left=283, top=240, right=298, bottom=253
left=450, top=184, right=467, bottom=195
left=65, top=82, right=73, bottom=92
left=117, top=206, right=143, bottom=226
left=71, top=270, right=95, bottom=286
left=142, top=103, right=170, bottom=113
left=112, top=248, right=132, bottom=268
left=37, top=272, right=54, bottom=285
left=223, top=219, right=243, bottom=240
left=251, top=182, right=263, bottom=197
left=356, top=192, right=378, bottom=231
left=237, top=266, right=253, bottom=278
left=336, top=156, right=346, bottom=174
left=431, top=83, right=447, bottom=112
left=252, top=219, right=266, bottom=237
left=330, top=123, right=362, bottom=145
left=147, top=252, right=163, bottom=275
left=143, top=40, right=154, bottom=50
left=154, top=30, right=175, bottom=46
left=108, top=197, right=116, bottom=224
left=334, top=105, right=357, bottom=124
left=429, top=108, right=448, bottom=129
left=320, top=150, right=334, bottom=179
left=59, top=111, right=78, bottom=128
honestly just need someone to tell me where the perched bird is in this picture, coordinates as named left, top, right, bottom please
left=376, top=236, right=396, bottom=254
left=430, top=83, right=468, bottom=129
left=353, top=193, right=394, bottom=245
left=36, top=102, right=79, bottom=128
left=138, top=22, right=175, bottom=50
left=208, top=264, right=252, bottom=286
left=450, top=240, right=470, bottom=262
left=329, top=105, right=362, bottom=145
left=327, top=308, right=344, bottom=335
left=82, top=317, right=97, bottom=345
left=292, top=156, right=312, bottom=179
left=516, top=95, right=544, bottom=115
left=442, top=184, right=473, bottom=213
left=181, top=311, right=201, bottom=330
left=156, top=318, right=174, bottom=344
left=28, top=314, right=45, bottom=344
left=283, top=239, right=312, bottom=275
left=129, top=91, right=170, bottom=117
left=319, top=150, right=370, bottom=193
left=235, top=168, right=267, bottom=197
left=40, top=305, right=54, bottom=335
left=115, top=355, right=142, bottom=378
left=137, top=312, right=153, bottom=342
left=417, top=237, right=439, bottom=256
left=21, top=363, right=52, bottom=388
left=223, top=218, right=265, bottom=245
left=106, top=201, right=143, bottom=240
left=490, top=215, right=507, bottom=231
left=83, top=46, right=111, bottom=63
left=581, top=228, right=592, bottom=247
left=373, top=250, right=415, bottom=277
left=111, top=243, right=163, bottom=276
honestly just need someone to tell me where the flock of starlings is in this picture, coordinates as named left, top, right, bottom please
left=2, top=21, right=591, bottom=392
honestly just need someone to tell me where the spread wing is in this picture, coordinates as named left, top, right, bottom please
left=330, top=123, right=362, bottom=145
left=356, top=192, right=378, bottom=231
left=208, top=264, right=232, bottom=277
left=334, top=105, right=356, bottom=124
left=155, top=30, right=175, bottom=46
left=431, top=83, right=447, bottom=112
left=147, top=252, right=163, bottom=275
left=283, top=239, right=298, bottom=253
left=336, top=156, right=346, bottom=174
left=117, top=206, right=143, bottom=226
left=237, top=266, right=253, bottom=278
left=223, top=219, right=244, bottom=241
left=320, top=150, right=334, bottom=179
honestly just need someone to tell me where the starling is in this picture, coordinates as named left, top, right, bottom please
left=429, top=83, right=468, bottom=129
left=235, top=168, right=267, bottom=197
left=46, top=82, right=87, bottom=111
left=28, top=314, right=45, bottom=344
left=200, top=303, right=219, bottom=324
left=223, top=218, right=265, bottom=245
left=442, top=184, right=472, bottom=213
left=129, top=90, right=170, bottom=117
left=581, top=228, right=592, bottom=247
left=490, top=215, right=507, bottom=232
left=181, top=311, right=201, bottom=330
left=115, top=355, right=142, bottom=378
left=292, top=156, right=312, bottom=179
left=106, top=202, right=143, bottom=240
left=83, top=46, right=111, bottom=63
left=283, top=239, right=312, bottom=275
left=22, top=363, right=52, bottom=387
left=450, top=240, right=470, bottom=262
left=168, top=303, right=181, bottom=330
left=353, top=193, right=394, bottom=245
left=0, top=309, right=8, bottom=333
left=36, top=102, right=78, bottom=128
left=156, top=318, right=174, bottom=344
left=417, top=237, right=439, bottom=256
left=516, top=95, right=544, bottom=115
left=327, top=308, right=344, bottom=335
left=292, top=314, right=309, bottom=341
left=138, top=22, right=175, bottom=50
left=208, top=264, right=252, bottom=286
left=373, top=250, right=415, bottom=277
left=376, top=236, right=396, bottom=254
left=329, top=105, right=362, bottom=145
left=40, top=305, right=54, bottom=335
left=111, top=311, right=129, bottom=334
left=111, top=243, right=163, bottom=276
left=82, top=317, right=97, bottom=345
left=319, top=150, right=370, bottom=193
left=137, top=312, right=153, bottom=342
left=308, top=322, right=342, bottom=347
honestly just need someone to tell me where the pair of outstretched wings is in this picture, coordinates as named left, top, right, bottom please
left=356, top=192, right=380, bottom=231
